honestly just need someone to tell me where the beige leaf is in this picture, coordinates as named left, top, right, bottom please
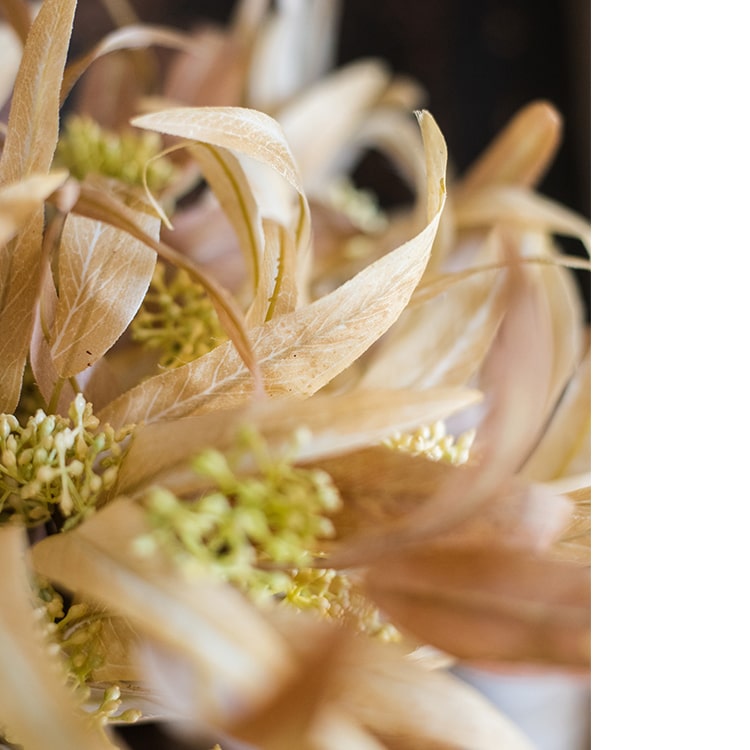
left=30, top=498, right=295, bottom=723
left=132, top=105, right=314, bottom=305
left=117, top=387, right=481, bottom=497
left=0, top=526, right=120, bottom=750
left=521, top=345, right=591, bottom=482
left=99, top=111, right=447, bottom=428
left=0, top=0, right=76, bottom=182
left=277, top=59, right=390, bottom=192
left=456, top=100, right=562, bottom=195
left=0, top=170, right=68, bottom=245
left=334, top=640, right=534, bottom=750
left=358, top=266, right=511, bottom=390
left=187, top=143, right=265, bottom=296
left=49, top=208, right=159, bottom=378
left=61, top=25, right=193, bottom=103
left=455, top=185, right=592, bottom=252
left=0, top=210, right=43, bottom=412
left=365, top=545, right=590, bottom=670
left=246, top=218, right=299, bottom=325
left=71, top=183, right=261, bottom=384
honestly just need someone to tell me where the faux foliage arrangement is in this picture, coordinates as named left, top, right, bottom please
left=0, top=0, right=591, bottom=748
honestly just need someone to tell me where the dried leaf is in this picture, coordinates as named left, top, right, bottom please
left=117, top=387, right=481, bottom=496
left=0, top=170, right=68, bottom=245
left=365, top=545, right=590, bottom=670
left=456, top=100, right=562, bottom=195
left=358, top=266, right=511, bottom=390
left=186, top=143, right=265, bottom=295
left=71, top=183, right=261, bottom=384
left=0, top=21, right=23, bottom=110
left=49, top=207, right=159, bottom=378
left=521, top=344, right=591, bottom=482
left=0, top=210, right=43, bottom=411
left=455, top=185, right=592, bottom=252
left=61, top=25, right=193, bottom=103
left=30, top=498, right=295, bottom=723
left=99, top=111, right=447, bottom=428
left=277, top=59, right=390, bottom=192
left=334, top=640, right=534, bottom=750
left=131, top=105, right=311, bottom=249
left=0, top=526, right=120, bottom=750
left=0, top=0, right=76, bottom=182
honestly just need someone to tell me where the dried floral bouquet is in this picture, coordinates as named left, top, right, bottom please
left=0, top=1, right=591, bottom=748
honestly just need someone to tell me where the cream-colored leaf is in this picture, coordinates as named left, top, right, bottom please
left=49, top=209, right=159, bottom=378
left=71, top=182, right=262, bottom=383
left=456, top=100, right=562, bottom=195
left=100, top=111, right=447, bottom=428
left=0, top=169, right=68, bottom=245
left=455, top=185, right=592, bottom=253
left=277, top=59, right=390, bottom=192
left=0, top=0, right=76, bottom=182
left=521, top=346, right=591, bottom=482
left=132, top=105, right=313, bottom=299
left=187, top=143, right=265, bottom=296
left=0, top=210, right=43, bottom=412
left=365, top=545, right=590, bottom=670
left=30, top=498, right=295, bottom=723
left=246, top=218, right=298, bottom=325
left=61, top=25, right=193, bottom=103
left=0, top=526, right=120, bottom=750
left=358, top=266, right=511, bottom=390
left=118, top=387, right=481, bottom=496
left=335, top=641, right=533, bottom=750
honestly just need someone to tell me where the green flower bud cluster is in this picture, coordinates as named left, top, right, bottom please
left=140, top=429, right=342, bottom=599
left=383, top=421, right=476, bottom=466
left=326, top=177, right=387, bottom=233
left=0, top=394, right=133, bottom=530
left=286, top=568, right=400, bottom=642
left=131, top=262, right=227, bottom=368
left=55, top=115, right=173, bottom=191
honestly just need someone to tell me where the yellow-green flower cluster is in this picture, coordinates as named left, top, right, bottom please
left=32, top=580, right=140, bottom=727
left=140, top=429, right=341, bottom=599
left=131, top=262, right=227, bottom=368
left=286, top=568, right=400, bottom=641
left=383, top=421, right=476, bottom=466
left=55, top=115, right=173, bottom=191
left=0, top=394, right=133, bottom=530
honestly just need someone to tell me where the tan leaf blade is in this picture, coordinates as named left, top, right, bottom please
left=0, top=209, right=43, bottom=411
left=61, top=24, right=193, bottom=103
left=29, top=498, right=295, bottom=722
left=0, top=169, right=68, bottom=245
left=131, top=106, right=312, bottom=251
left=359, top=265, right=511, bottom=390
left=335, top=640, right=534, bottom=750
left=71, top=183, right=262, bottom=384
left=0, top=526, right=121, bottom=750
left=0, top=0, right=77, bottom=182
left=186, top=143, right=265, bottom=298
left=365, top=545, right=590, bottom=670
left=455, top=185, right=592, bottom=253
left=456, top=100, right=562, bottom=195
left=99, top=111, right=447, bottom=428
left=49, top=207, right=159, bottom=378
left=521, top=344, right=591, bottom=483
left=277, top=59, right=390, bottom=192
left=117, top=386, right=481, bottom=496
